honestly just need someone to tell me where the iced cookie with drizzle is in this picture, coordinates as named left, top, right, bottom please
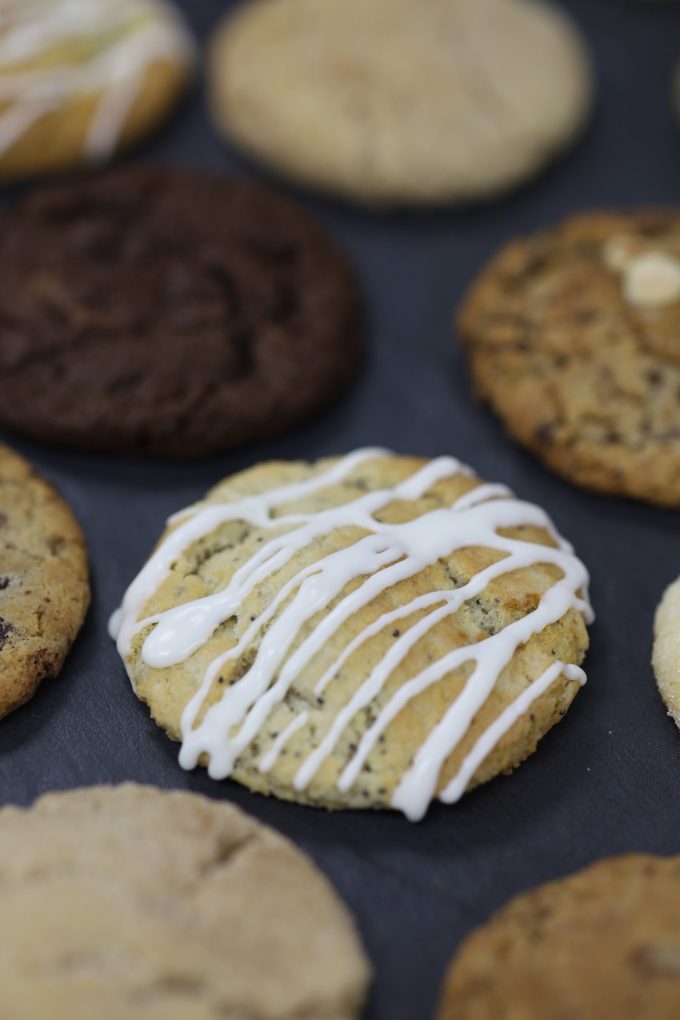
left=459, top=211, right=680, bottom=506
left=0, top=0, right=193, bottom=179
left=111, top=449, right=592, bottom=821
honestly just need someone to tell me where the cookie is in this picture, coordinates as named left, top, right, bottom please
left=459, top=211, right=680, bottom=506
left=0, top=166, right=362, bottom=458
left=0, top=443, right=89, bottom=719
left=0, top=783, right=370, bottom=1019
left=438, top=853, right=680, bottom=1020
left=112, top=448, right=592, bottom=821
left=653, top=576, right=680, bottom=725
left=208, top=0, right=592, bottom=206
left=0, top=0, right=193, bottom=180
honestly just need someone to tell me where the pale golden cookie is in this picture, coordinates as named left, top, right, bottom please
left=438, top=854, right=680, bottom=1020
left=653, top=576, right=680, bottom=725
left=459, top=211, right=680, bottom=506
left=0, top=443, right=89, bottom=719
left=0, top=0, right=193, bottom=180
left=114, top=451, right=591, bottom=820
left=208, top=0, right=592, bottom=206
left=0, top=784, right=370, bottom=1020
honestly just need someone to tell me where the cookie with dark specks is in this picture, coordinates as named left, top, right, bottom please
left=0, top=443, right=89, bottom=718
left=459, top=211, right=680, bottom=506
left=0, top=784, right=370, bottom=1019
left=0, top=166, right=362, bottom=458
left=438, top=854, right=680, bottom=1020
left=113, top=450, right=591, bottom=820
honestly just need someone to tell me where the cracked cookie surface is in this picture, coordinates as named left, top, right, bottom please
left=0, top=783, right=370, bottom=1020
left=208, top=0, right=592, bottom=206
left=0, top=443, right=89, bottom=719
left=459, top=211, right=680, bottom=505
left=0, top=166, right=362, bottom=458
left=116, top=452, right=590, bottom=816
left=438, top=854, right=680, bottom=1020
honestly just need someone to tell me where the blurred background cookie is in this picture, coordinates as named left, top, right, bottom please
left=0, top=165, right=362, bottom=458
left=459, top=211, right=680, bottom=506
left=0, top=443, right=89, bottom=719
left=0, top=0, right=194, bottom=179
left=653, top=576, right=680, bottom=725
left=112, top=449, right=592, bottom=821
left=0, top=784, right=370, bottom=1019
left=438, top=854, right=680, bottom=1019
left=208, top=0, right=593, bottom=206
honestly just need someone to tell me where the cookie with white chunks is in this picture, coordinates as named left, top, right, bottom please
left=653, top=576, right=680, bottom=725
left=0, top=0, right=194, bottom=180
left=208, top=0, right=592, bottom=206
left=0, top=784, right=370, bottom=1020
left=112, top=449, right=592, bottom=821
left=0, top=166, right=362, bottom=458
left=438, top=854, right=680, bottom=1020
left=0, top=443, right=89, bottom=719
left=459, top=211, right=680, bottom=506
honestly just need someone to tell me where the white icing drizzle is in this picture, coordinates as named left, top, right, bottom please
left=112, top=449, right=593, bottom=822
left=0, top=0, right=194, bottom=162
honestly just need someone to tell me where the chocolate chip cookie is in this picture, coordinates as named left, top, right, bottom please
left=459, top=211, right=680, bottom=506
left=438, top=854, right=680, bottom=1020
left=0, top=166, right=362, bottom=457
left=0, top=443, right=89, bottom=718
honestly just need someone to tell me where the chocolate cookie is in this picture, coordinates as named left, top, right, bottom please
left=438, top=854, right=680, bottom=1020
left=0, top=443, right=90, bottom=718
left=0, top=166, right=362, bottom=458
left=459, top=211, right=680, bottom=506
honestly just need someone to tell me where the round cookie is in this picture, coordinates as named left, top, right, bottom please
left=208, top=0, right=592, bottom=206
left=0, top=443, right=89, bottom=719
left=653, top=576, right=680, bottom=724
left=438, top=854, right=680, bottom=1020
left=459, top=211, right=680, bottom=506
left=0, top=166, right=362, bottom=458
left=0, top=783, right=370, bottom=1020
left=0, top=0, right=193, bottom=180
left=112, top=448, right=592, bottom=821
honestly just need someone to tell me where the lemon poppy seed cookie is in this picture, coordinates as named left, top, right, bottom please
left=459, top=211, right=680, bottom=506
left=653, top=576, right=680, bottom=725
left=0, top=166, right=362, bottom=458
left=0, top=784, right=370, bottom=1020
left=0, top=443, right=89, bottom=719
left=208, top=0, right=592, bottom=206
left=0, top=0, right=194, bottom=180
left=438, top=854, right=680, bottom=1020
left=112, top=449, right=592, bottom=821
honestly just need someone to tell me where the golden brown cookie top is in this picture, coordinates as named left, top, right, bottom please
left=113, top=450, right=591, bottom=820
left=0, top=443, right=89, bottom=718
left=459, top=210, right=680, bottom=506
left=0, top=783, right=370, bottom=1020
left=438, top=853, right=680, bottom=1020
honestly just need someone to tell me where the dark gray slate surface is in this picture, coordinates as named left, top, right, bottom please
left=2, top=3, right=680, bottom=1018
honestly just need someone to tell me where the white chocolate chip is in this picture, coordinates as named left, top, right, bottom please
left=603, top=235, right=638, bottom=271
left=622, top=251, right=680, bottom=307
